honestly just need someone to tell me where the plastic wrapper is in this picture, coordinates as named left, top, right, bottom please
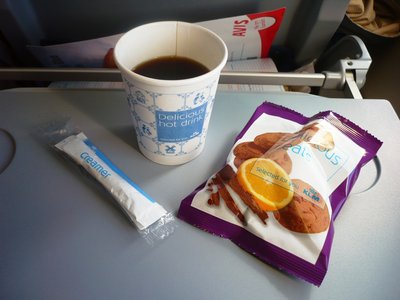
left=178, top=101, right=382, bottom=285
left=40, top=119, right=176, bottom=244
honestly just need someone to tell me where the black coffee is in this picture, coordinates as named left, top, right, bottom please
left=132, top=56, right=209, bottom=80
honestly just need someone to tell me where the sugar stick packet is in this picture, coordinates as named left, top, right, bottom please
left=40, top=120, right=175, bottom=243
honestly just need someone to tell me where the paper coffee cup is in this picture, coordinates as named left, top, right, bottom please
left=114, top=21, right=228, bottom=165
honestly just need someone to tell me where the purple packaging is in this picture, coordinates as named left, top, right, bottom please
left=178, top=101, right=382, bottom=286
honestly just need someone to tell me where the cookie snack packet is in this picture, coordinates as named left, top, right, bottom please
left=178, top=102, right=382, bottom=285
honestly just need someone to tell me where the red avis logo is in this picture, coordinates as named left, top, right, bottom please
left=232, top=19, right=249, bottom=37
left=232, top=17, right=277, bottom=37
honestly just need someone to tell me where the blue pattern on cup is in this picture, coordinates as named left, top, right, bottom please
left=123, top=77, right=216, bottom=158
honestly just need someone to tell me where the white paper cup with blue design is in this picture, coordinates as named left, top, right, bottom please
left=114, top=21, right=228, bottom=165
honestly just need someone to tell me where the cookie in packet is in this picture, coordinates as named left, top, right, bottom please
left=178, top=101, right=382, bottom=286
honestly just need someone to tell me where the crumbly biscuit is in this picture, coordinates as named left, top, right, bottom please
left=233, top=136, right=293, bottom=173
left=233, top=142, right=266, bottom=160
left=254, top=132, right=286, bottom=150
left=263, top=149, right=292, bottom=175
left=233, top=157, right=245, bottom=169
left=273, top=179, right=330, bottom=233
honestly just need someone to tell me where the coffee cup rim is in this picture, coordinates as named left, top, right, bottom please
left=114, top=21, right=228, bottom=87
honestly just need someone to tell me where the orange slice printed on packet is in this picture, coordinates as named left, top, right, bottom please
left=237, top=158, right=294, bottom=211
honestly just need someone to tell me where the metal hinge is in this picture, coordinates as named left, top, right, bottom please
left=315, top=35, right=372, bottom=99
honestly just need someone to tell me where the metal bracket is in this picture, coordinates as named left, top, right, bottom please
left=315, top=35, right=372, bottom=98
